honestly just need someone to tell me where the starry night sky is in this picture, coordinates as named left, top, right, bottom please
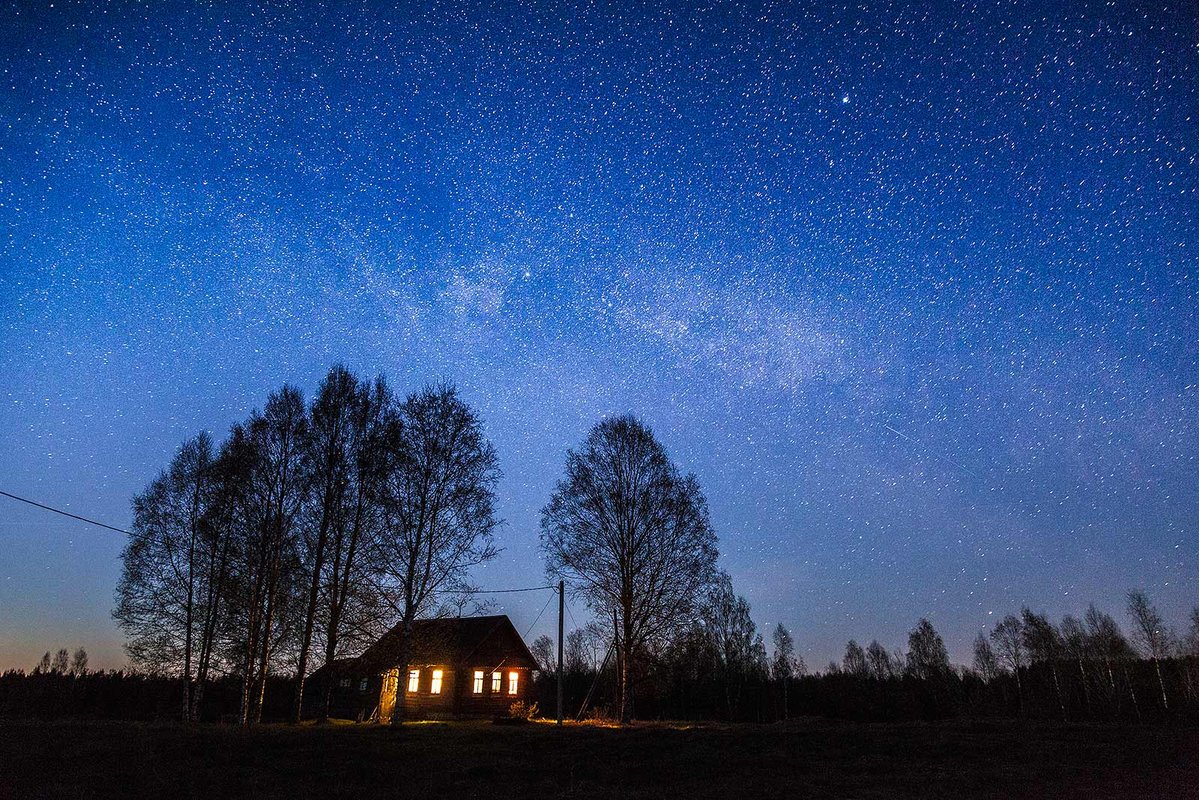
left=1, top=0, right=1196, bottom=672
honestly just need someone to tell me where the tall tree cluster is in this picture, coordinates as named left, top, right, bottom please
left=113, top=367, right=499, bottom=724
left=970, top=592, right=1199, bottom=720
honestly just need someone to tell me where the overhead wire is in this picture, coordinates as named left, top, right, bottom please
left=0, top=489, right=137, bottom=538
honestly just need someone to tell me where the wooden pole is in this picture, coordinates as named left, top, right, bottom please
left=557, top=580, right=565, bottom=725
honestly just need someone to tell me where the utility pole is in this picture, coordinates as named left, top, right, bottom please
left=557, top=579, right=564, bottom=725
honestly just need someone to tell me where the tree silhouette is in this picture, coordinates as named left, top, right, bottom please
left=114, top=432, right=220, bottom=719
left=531, top=634, right=556, bottom=673
left=972, top=633, right=999, bottom=682
left=843, top=640, right=868, bottom=676
left=906, top=619, right=949, bottom=680
left=69, top=648, right=88, bottom=677
left=374, top=384, right=501, bottom=725
left=540, top=414, right=718, bottom=722
left=1127, top=589, right=1173, bottom=710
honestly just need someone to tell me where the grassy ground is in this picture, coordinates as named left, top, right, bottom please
left=1, top=717, right=1196, bottom=799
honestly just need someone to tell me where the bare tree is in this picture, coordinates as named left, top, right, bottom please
left=114, top=432, right=219, bottom=719
left=69, top=648, right=88, bottom=677
left=1084, top=604, right=1138, bottom=717
left=374, top=384, right=501, bottom=725
left=867, top=639, right=901, bottom=679
left=972, top=633, right=999, bottom=682
left=843, top=640, right=868, bottom=676
left=772, top=623, right=797, bottom=719
left=771, top=624, right=798, bottom=680
left=226, top=387, right=309, bottom=726
left=991, top=615, right=1027, bottom=712
left=1059, top=615, right=1092, bottom=714
left=540, top=414, right=718, bottom=723
left=699, top=573, right=767, bottom=719
left=1127, top=589, right=1173, bottom=710
left=292, top=366, right=392, bottom=723
left=315, top=375, right=393, bottom=720
left=34, top=652, right=51, bottom=674
left=906, top=619, right=950, bottom=680
left=530, top=634, right=556, bottom=674
left=51, top=649, right=69, bottom=674
left=565, top=621, right=608, bottom=675
left=1021, top=608, right=1065, bottom=718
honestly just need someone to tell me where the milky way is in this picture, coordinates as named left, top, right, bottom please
left=0, top=0, right=1195, bottom=670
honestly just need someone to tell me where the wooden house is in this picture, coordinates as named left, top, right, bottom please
left=312, top=615, right=540, bottom=721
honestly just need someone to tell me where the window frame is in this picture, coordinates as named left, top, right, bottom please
left=472, top=670, right=484, bottom=695
left=430, top=668, right=443, bottom=695
left=507, top=670, right=519, bottom=695
left=491, top=671, right=502, bottom=693
left=406, top=669, right=420, bottom=693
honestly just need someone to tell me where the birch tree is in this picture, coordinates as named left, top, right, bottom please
left=1021, top=608, right=1065, bottom=718
left=1127, top=589, right=1173, bottom=711
left=225, top=387, right=309, bottom=725
left=540, top=414, right=719, bottom=723
left=114, top=432, right=220, bottom=719
left=906, top=619, right=950, bottom=680
left=991, top=615, right=1027, bottom=711
left=772, top=623, right=799, bottom=718
left=972, top=633, right=999, bottom=681
left=374, top=384, right=501, bottom=724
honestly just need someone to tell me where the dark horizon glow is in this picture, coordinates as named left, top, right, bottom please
left=1, top=0, right=1195, bottom=673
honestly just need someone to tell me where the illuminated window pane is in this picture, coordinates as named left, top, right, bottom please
left=406, top=669, right=419, bottom=693
left=491, top=671, right=501, bottom=692
left=431, top=669, right=443, bottom=695
left=507, top=671, right=519, bottom=695
left=472, top=670, right=484, bottom=694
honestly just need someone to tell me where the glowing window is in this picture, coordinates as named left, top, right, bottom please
left=406, top=669, right=419, bottom=693
left=508, top=671, right=519, bottom=695
left=472, top=670, right=484, bottom=694
left=491, top=671, right=501, bottom=692
left=430, top=669, right=443, bottom=695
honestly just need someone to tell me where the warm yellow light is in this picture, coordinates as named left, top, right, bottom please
left=431, top=669, right=443, bottom=694
left=407, top=669, right=420, bottom=693
left=472, top=670, right=484, bottom=694
left=508, top=671, right=518, bottom=695
left=491, top=671, right=501, bottom=692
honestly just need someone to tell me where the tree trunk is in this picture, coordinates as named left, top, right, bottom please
left=1153, top=658, right=1169, bottom=711
left=1050, top=662, right=1066, bottom=719
left=389, top=619, right=415, bottom=726
left=617, top=609, right=634, bottom=724
left=1122, top=662, right=1141, bottom=721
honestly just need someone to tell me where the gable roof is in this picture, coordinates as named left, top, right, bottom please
left=355, top=614, right=539, bottom=674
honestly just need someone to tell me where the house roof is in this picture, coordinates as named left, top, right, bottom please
left=354, top=614, right=539, bottom=674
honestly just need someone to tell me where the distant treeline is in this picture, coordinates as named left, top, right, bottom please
left=5, top=591, right=1197, bottom=724
left=0, top=670, right=294, bottom=722
left=527, top=590, right=1199, bottom=724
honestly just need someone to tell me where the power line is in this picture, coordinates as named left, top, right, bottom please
left=523, top=592, right=557, bottom=640
left=0, top=490, right=561, bottom=605
left=0, top=489, right=134, bottom=537
left=473, top=585, right=556, bottom=594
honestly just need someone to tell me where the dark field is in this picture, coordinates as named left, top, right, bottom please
left=1, top=718, right=1196, bottom=799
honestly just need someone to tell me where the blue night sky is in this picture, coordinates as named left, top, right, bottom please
left=1, top=0, right=1195, bottom=672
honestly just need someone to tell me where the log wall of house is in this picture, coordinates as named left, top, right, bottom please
left=399, top=664, right=534, bottom=718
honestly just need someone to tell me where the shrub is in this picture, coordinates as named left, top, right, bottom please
left=508, top=700, right=538, bottom=720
